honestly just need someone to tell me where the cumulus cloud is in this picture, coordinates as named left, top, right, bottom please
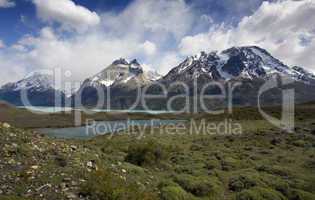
left=0, top=49, right=27, bottom=85
left=0, top=0, right=15, bottom=8
left=139, top=41, right=157, bottom=56
left=0, top=0, right=203, bottom=85
left=6, top=27, right=141, bottom=83
left=32, top=0, right=100, bottom=32
left=3, top=0, right=314, bottom=88
left=0, top=40, right=5, bottom=48
left=158, top=52, right=182, bottom=75
left=100, top=0, right=199, bottom=42
left=179, top=0, right=315, bottom=71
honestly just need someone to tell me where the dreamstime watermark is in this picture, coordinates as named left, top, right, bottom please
left=19, top=68, right=296, bottom=134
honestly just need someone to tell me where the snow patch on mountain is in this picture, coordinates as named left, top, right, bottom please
left=169, top=46, right=315, bottom=83
left=1, top=72, right=55, bottom=92
left=83, top=58, right=161, bottom=88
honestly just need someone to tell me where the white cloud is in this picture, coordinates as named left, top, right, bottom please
left=139, top=41, right=157, bottom=56
left=0, top=0, right=202, bottom=86
left=32, top=0, right=100, bottom=32
left=0, top=51, right=27, bottom=85
left=179, top=0, right=315, bottom=71
left=158, top=52, right=182, bottom=75
left=179, top=25, right=231, bottom=55
left=0, top=40, right=5, bottom=48
left=101, top=0, right=197, bottom=41
left=6, top=0, right=315, bottom=88
left=6, top=27, right=141, bottom=83
left=0, top=0, right=15, bottom=8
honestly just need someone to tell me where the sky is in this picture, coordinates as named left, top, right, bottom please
left=0, top=0, right=314, bottom=86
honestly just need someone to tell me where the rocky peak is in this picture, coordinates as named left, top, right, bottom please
left=112, top=58, right=129, bottom=65
left=83, top=58, right=160, bottom=88
left=163, top=46, right=315, bottom=83
left=130, top=59, right=141, bottom=67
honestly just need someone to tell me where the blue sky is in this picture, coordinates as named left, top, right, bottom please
left=0, top=0, right=314, bottom=85
left=0, top=0, right=133, bottom=44
left=0, top=0, right=266, bottom=45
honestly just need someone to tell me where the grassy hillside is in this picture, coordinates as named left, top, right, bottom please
left=0, top=102, right=315, bottom=199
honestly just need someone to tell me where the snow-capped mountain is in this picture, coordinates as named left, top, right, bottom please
left=1, top=72, right=55, bottom=92
left=72, top=58, right=161, bottom=108
left=81, top=58, right=161, bottom=89
left=1, top=46, right=315, bottom=108
left=162, top=46, right=315, bottom=84
left=0, top=73, right=65, bottom=106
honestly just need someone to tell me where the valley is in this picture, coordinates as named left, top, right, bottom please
left=0, top=102, right=315, bottom=200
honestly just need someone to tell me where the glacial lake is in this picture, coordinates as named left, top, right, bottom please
left=18, top=106, right=174, bottom=114
left=37, top=119, right=187, bottom=139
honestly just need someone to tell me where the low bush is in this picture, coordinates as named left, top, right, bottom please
left=54, top=154, right=68, bottom=167
left=288, top=189, right=315, bottom=200
left=236, top=187, right=286, bottom=200
left=256, top=165, right=291, bottom=177
left=173, top=174, right=223, bottom=199
left=292, top=140, right=306, bottom=147
left=160, top=186, right=193, bottom=200
left=0, top=196, right=30, bottom=200
left=204, top=159, right=221, bottom=170
left=229, top=171, right=264, bottom=192
left=80, top=169, right=157, bottom=200
left=125, top=140, right=169, bottom=167
left=261, top=174, right=290, bottom=196
left=221, top=157, right=240, bottom=171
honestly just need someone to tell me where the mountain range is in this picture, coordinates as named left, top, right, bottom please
left=0, top=72, right=65, bottom=106
left=1, top=46, right=315, bottom=110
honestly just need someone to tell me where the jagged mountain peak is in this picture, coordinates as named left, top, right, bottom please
left=163, top=46, right=315, bottom=84
left=112, top=58, right=129, bottom=65
left=82, top=58, right=161, bottom=88
left=111, top=58, right=141, bottom=68
left=130, top=59, right=141, bottom=66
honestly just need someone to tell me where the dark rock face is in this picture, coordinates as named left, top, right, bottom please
left=0, top=89, right=65, bottom=107
left=130, top=59, right=141, bottom=66
left=112, top=58, right=129, bottom=65
left=222, top=56, right=246, bottom=76
left=0, top=73, right=66, bottom=107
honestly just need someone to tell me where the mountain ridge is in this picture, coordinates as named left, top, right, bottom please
left=161, top=46, right=315, bottom=85
left=1, top=46, right=315, bottom=108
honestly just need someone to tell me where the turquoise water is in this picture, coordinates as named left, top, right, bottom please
left=18, top=106, right=173, bottom=114
left=37, top=119, right=187, bottom=139
left=18, top=106, right=73, bottom=113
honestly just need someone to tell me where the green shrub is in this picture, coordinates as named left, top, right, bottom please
left=0, top=196, right=30, bottom=200
left=229, top=171, right=265, bottom=192
left=236, top=187, right=287, bottom=200
left=256, top=165, right=290, bottom=177
left=173, top=174, right=223, bottom=199
left=160, top=186, right=193, bottom=200
left=261, top=174, right=290, bottom=196
left=55, top=154, right=68, bottom=167
left=204, top=159, right=221, bottom=170
left=80, top=169, right=157, bottom=200
left=288, top=189, right=315, bottom=200
left=221, top=157, right=240, bottom=171
left=292, top=140, right=306, bottom=147
left=125, top=140, right=169, bottom=167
